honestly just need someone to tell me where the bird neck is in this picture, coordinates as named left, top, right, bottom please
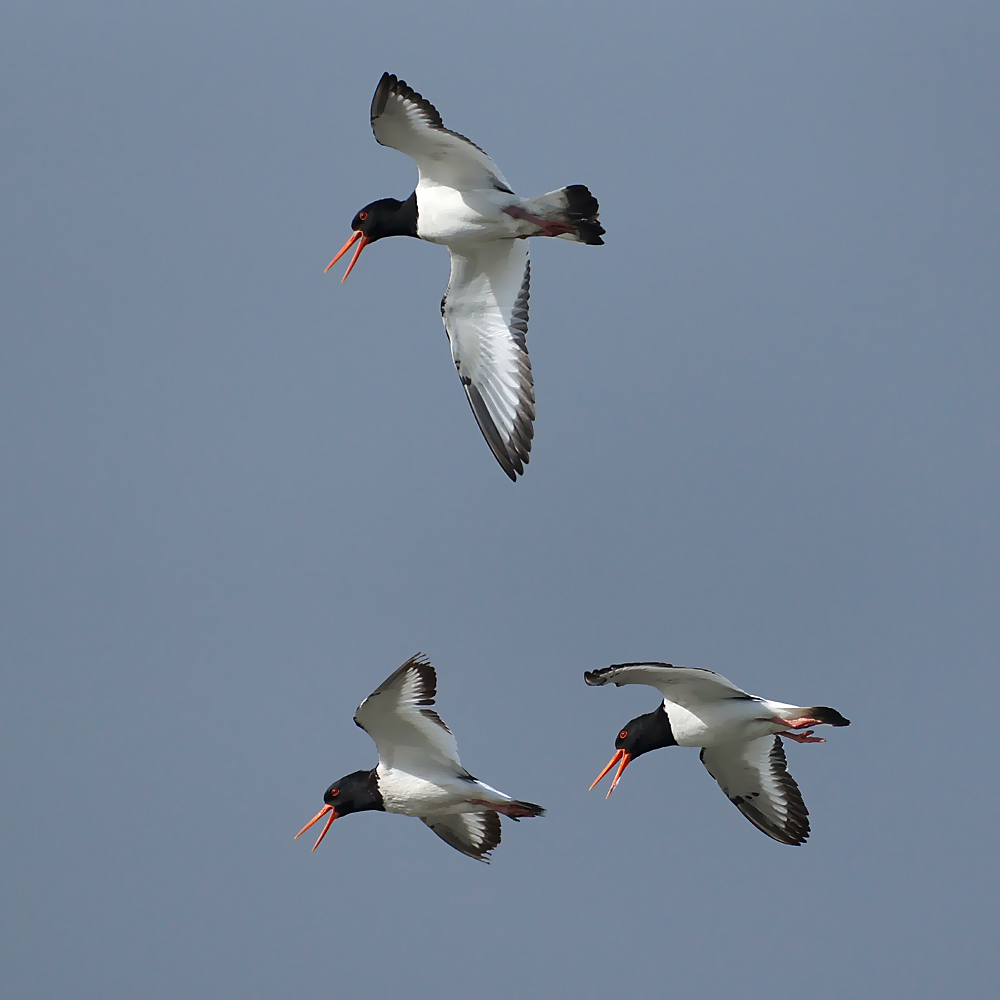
left=381, top=192, right=418, bottom=239
left=361, top=769, right=386, bottom=812
left=630, top=705, right=678, bottom=757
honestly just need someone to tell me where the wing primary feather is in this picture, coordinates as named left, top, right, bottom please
left=353, top=655, right=463, bottom=772
left=422, top=810, right=502, bottom=862
left=466, top=384, right=519, bottom=481
left=446, top=248, right=533, bottom=480
left=370, top=72, right=513, bottom=193
left=700, top=737, right=810, bottom=846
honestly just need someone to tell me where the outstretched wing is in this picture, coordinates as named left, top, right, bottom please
left=354, top=655, right=462, bottom=773
left=584, top=662, right=755, bottom=713
left=700, top=736, right=810, bottom=846
left=421, top=811, right=502, bottom=862
left=443, top=240, right=535, bottom=481
left=370, top=72, right=513, bottom=192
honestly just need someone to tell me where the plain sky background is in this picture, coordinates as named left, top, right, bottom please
left=2, top=2, right=998, bottom=997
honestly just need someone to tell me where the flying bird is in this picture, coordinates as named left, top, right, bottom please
left=585, top=662, right=850, bottom=845
left=296, top=655, right=545, bottom=862
left=327, top=72, right=605, bottom=481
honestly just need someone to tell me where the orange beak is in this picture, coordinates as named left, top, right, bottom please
left=294, top=803, right=339, bottom=851
left=324, top=230, right=369, bottom=282
left=588, top=748, right=633, bottom=798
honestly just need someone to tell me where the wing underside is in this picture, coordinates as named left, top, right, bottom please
left=354, top=655, right=462, bottom=771
left=421, top=811, right=502, bottom=862
left=700, top=736, right=810, bottom=846
left=443, top=240, right=535, bottom=481
left=370, top=72, right=512, bottom=192
left=584, top=662, right=754, bottom=709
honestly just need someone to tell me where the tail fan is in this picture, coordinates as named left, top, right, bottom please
left=807, top=706, right=851, bottom=727
left=521, top=185, right=605, bottom=244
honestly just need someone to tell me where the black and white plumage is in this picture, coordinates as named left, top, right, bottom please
left=296, top=655, right=545, bottom=862
left=326, top=73, right=604, bottom=481
left=584, top=662, right=850, bottom=846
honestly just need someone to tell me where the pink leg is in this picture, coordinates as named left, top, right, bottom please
left=773, top=716, right=822, bottom=729
left=779, top=730, right=826, bottom=744
left=503, top=205, right=577, bottom=238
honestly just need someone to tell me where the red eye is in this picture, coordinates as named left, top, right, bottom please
left=358, top=211, right=368, bottom=221
left=619, top=730, right=628, bottom=739
left=331, top=788, right=339, bottom=796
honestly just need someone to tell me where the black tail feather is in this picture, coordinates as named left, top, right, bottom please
left=508, top=799, right=546, bottom=819
left=809, top=706, right=851, bottom=727
left=563, top=184, right=605, bottom=245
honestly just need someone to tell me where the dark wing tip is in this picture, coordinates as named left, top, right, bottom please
left=736, top=800, right=810, bottom=846
left=472, top=812, right=500, bottom=864
left=464, top=382, right=528, bottom=482
left=476, top=811, right=503, bottom=861
left=479, top=259, right=533, bottom=480
left=701, top=738, right=811, bottom=846
left=366, top=653, right=437, bottom=706
left=400, top=653, right=437, bottom=706
left=370, top=72, right=445, bottom=130
left=448, top=252, right=534, bottom=482
left=608, top=661, right=677, bottom=670
left=371, top=72, right=395, bottom=121
left=745, top=738, right=811, bottom=846
left=426, top=811, right=502, bottom=862
left=583, top=663, right=679, bottom=685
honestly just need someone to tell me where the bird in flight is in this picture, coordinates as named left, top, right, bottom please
left=585, top=662, right=850, bottom=845
left=327, top=72, right=605, bottom=481
left=296, top=655, right=545, bottom=861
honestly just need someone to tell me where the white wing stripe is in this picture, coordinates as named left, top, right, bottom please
left=353, top=656, right=463, bottom=773
left=370, top=73, right=513, bottom=193
left=700, top=737, right=810, bottom=845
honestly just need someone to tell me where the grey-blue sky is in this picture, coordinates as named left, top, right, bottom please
left=2, top=1, right=998, bottom=997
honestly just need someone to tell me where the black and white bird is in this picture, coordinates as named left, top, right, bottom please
left=327, top=72, right=605, bottom=481
left=296, top=655, right=545, bottom=862
left=585, top=662, right=850, bottom=846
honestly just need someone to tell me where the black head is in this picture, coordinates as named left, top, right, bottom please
left=614, top=705, right=677, bottom=758
left=326, top=192, right=419, bottom=281
left=349, top=196, right=418, bottom=241
left=295, top=768, right=384, bottom=851
left=323, top=769, right=383, bottom=816
left=590, top=705, right=676, bottom=798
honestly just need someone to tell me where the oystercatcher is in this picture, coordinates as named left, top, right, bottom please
left=327, top=72, right=605, bottom=481
left=296, top=655, right=545, bottom=861
left=585, top=662, right=850, bottom=845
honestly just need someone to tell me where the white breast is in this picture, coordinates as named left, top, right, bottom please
left=415, top=183, right=518, bottom=244
left=377, top=764, right=476, bottom=816
left=665, top=699, right=781, bottom=747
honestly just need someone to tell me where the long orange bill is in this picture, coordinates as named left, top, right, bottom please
left=589, top=748, right=624, bottom=792
left=324, top=231, right=369, bottom=282
left=295, top=804, right=333, bottom=841
left=310, top=807, right=338, bottom=851
left=607, top=752, right=632, bottom=798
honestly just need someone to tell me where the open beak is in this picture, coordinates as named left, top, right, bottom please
left=294, top=804, right=339, bottom=851
left=324, top=231, right=369, bottom=282
left=588, top=748, right=632, bottom=799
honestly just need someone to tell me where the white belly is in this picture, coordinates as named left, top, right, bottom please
left=665, top=700, right=783, bottom=747
left=378, top=765, right=491, bottom=817
left=415, top=183, right=519, bottom=244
